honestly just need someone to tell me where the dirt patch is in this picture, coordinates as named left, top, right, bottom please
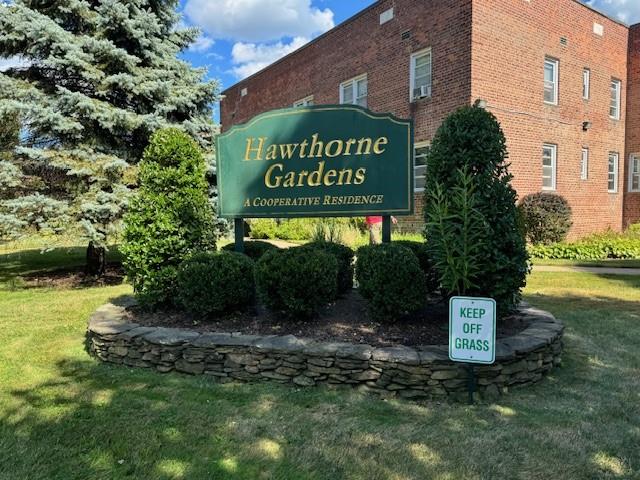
left=131, top=291, right=530, bottom=347
left=20, top=264, right=125, bottom=289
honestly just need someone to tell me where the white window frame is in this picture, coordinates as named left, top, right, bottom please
left=608, top=152, right=619, bottom=193
left=581, top=148, right=589, bottom=180
left=629, top=154, right=640, bottom=192
left=582, top=68, right=590, bottom=100
left=293, top=95, right=314, bottom=108
left=544, top=58, right=559, bottom=105
left=414, top=141, right=430, bottom=192
left=610, top=79, right=621, bottom=120
left=410, top=48, right=432, bottom=101
left=340, top=74, right=368, bottom=107
left=542, top=143, right=557, bottom=191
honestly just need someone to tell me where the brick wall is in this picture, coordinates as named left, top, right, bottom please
left=220, top=0, right=633, bottom=237
left=624, top=24, right=640, bottom=227
left=220, top=0, right=473, bottom=231
left=471, top=0, right=629, bottom=238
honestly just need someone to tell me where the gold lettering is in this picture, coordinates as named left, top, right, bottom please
left=283, top=172, right=296, bottom=187
left=266, top=144, right=278, bottom=160
left=309, top=133, right=324, bottom=158
left=356, top=138, right=372, bottom=155
left=324, top=169, right=337, bottom=186
left=279, top=143, right=299, bottom=160
left=373, top=137, right=388, bottom=154
left=297, top=170, right=310, bottom=187
left=354, top=168, right=367, bottom=185
left=337, top=168, right=353, bottom=185
left=344, top=138, right=357, bottom=156
left=244, top=137, right=266, bottom=161
left=265, top=163, right=283, bottom=188
left=299, top=139, right=309, bottom=158
left=325, top=140, right=344, bottom=158
left=308, top=161, right=325, bottom=187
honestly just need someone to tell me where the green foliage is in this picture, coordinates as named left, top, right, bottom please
left=393, top=240, right=439, bottom=293
left=424, top=105, right=529, bottom=314
left=221, top=240, right=279, bottom=261
left=356, top=244, right=426, bottom=320
left=177, top=252, right=255, bottom=317
left=255, top=247, right=338, bottom=317
left=0, top=0, right=221, bottom=252
left=249, top=218, right=365, bottom=242
left=519, top=193, right=573, bottom=245
left=529, top=234, right=640, bottom=260
left=304, top=241, right=355, bottom=295
left=121, top=129, right=217, bottom=308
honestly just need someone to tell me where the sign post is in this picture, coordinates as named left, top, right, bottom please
left=449, top=296, right=497, bottom=404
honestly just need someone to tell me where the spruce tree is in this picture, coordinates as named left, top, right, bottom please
left=0, top=0, right=221, bottom=273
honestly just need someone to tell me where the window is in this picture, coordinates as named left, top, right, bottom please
left=583, top=69, right=590, bottom=100
left=629, top=154, right=640, bottom=192
left=293, top=96, right=314, bottom=107
left=581, top=148, right=589, bottom=180
left=610, top=79, right=621, bottom=120
left=542, top=144, right=557, bottom=190
left=414, top=142, right=430, bottom=192
left=380, top=7, right=394, bottom=24
left=544, top=58, right=559, bottom=105
left=410, top=49, right=432, bottom=100
left=608, top=152, right=619, bottom=193
left=340, top=75, right=367, bottom=107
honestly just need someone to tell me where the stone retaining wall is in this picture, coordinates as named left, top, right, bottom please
left=86, top=300, right=564, bottom=399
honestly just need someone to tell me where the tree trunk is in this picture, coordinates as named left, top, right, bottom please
left=86, top=241, right=106, bottom=277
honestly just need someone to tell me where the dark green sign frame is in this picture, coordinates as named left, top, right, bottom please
left=216, top=105, right=414, bottom=219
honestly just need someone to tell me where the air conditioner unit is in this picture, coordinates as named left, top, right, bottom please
left=414, top=85, right=431, bottom=100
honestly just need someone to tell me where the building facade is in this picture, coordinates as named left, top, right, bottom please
left=220, top=0, right=640, bottom=237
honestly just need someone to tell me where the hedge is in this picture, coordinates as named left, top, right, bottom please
left=529, top=238, right=640, bottom=260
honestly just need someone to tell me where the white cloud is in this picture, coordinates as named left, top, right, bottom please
left=585, top=0, right=640, bottom=24
left=183, top=0, right=334, bottom=43
left=0, top=56, right=30, bottom=72
left=189, top=34, right=215, bottom=53
left=230, top=36, right=308, bottom=79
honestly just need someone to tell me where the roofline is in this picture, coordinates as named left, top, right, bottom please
left=221, top=0, right=384, bottom=95
left=222, top=0, right=629, bottom=95
left=570, top=0, right=628, bottom=28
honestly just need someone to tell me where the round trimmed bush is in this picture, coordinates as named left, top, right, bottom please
left=519, top=193, right=573, bottom=245
left=255, top=247, right=338, bottom=317
left=222, top=240, right=279, bottom=261
left=177, top=252, right=255, bottom=317
left=304, top=241, right=355, bottom=295
left=393, top=240, right=439, bottom=293
left=356, top=244, right=426, bottom=320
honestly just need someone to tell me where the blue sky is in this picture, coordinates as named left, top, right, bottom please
left=177, top=0, right=640, bottom=119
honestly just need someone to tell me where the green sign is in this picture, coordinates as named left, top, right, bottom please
left=216, top=105, right=414, bottom=218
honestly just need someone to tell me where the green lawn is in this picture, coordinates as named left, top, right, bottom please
left=0, top=249, right=639, bottom=479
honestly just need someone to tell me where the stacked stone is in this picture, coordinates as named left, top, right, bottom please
left=87, top=301, right=564, bottom=399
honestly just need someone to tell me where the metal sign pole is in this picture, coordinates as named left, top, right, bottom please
left=382, top=215, right=392, bottom=243
left=467, top=363, right=476, bottom=405
left=234, top=218, right=245, bottom=253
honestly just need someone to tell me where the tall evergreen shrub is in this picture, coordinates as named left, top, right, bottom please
left=122, top=129, right=216, bottom=307
left=424, top=105, right=529, bottom=314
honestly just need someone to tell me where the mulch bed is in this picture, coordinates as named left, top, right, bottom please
left=21, top=264, right=125, bottom=289
left=131, top=290, right=531, bottom=348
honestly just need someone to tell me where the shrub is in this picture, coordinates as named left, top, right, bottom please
left=177, top=252, right=255, bottom=316
left=529, top=236, right=640, bottom=260
left=393, top=240, right=439, bottom=293
left=424, top=105, right=528, bottom=314
left=255, top=247, right=338, bottom=317
left=222, top=240, right=279, bottom=261
left=121, top=129, right=217, bottom=308
left=356, top=244, right=426, bottom=320
left=304, top=241, right=355, bottom=294
left=519, top=193, right=573, bottom=245
left=250, top=218, right=366, bottom=242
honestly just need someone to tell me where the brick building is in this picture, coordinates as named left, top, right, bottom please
left=220, top=0, right=640, bottom=237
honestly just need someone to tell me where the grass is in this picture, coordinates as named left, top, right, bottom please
left=0, top=248, right=639, bottom=479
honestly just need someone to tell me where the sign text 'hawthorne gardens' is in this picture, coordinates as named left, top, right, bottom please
left=216, top=106, right=414, bottom=218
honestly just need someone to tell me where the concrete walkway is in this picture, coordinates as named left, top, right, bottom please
left=533, top=265, right=640, bottom=276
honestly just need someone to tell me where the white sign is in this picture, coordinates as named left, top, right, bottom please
left=449, top=296, right=496, bottom=365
